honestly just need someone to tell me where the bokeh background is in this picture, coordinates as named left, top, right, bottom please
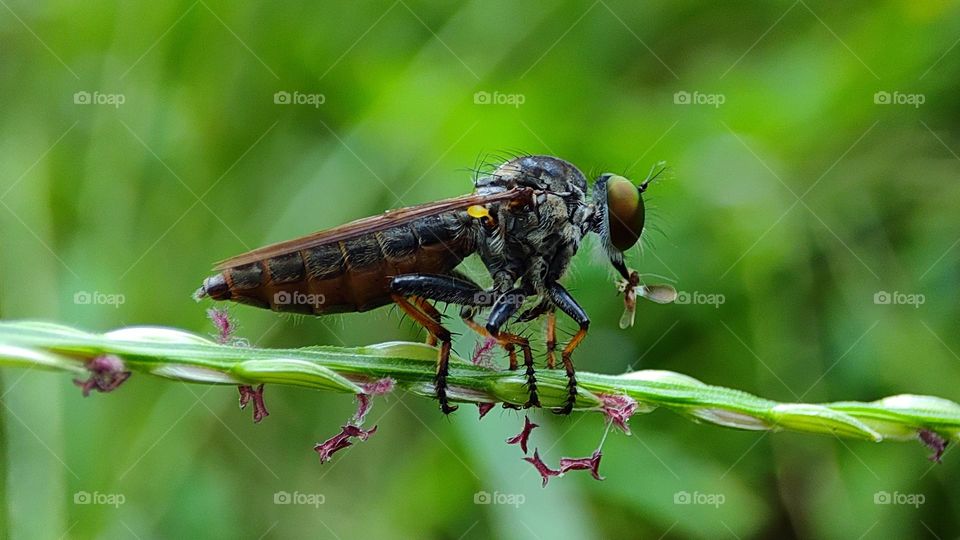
left=2, top=1, right=959, bottom=538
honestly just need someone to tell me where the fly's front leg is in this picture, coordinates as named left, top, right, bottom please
left=545, top=282, right=589, bottom=415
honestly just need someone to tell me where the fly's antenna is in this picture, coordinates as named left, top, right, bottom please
left=639, top=161, right=668, bottom=193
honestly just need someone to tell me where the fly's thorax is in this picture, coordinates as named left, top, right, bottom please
left=474, top=186, right=585, bottom=289
left=534, top=192, right=574, bottom=230
left=479, top=155, right=588, bottom=200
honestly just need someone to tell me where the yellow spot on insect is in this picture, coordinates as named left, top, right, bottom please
left=467, top=205, right=490, bottom=219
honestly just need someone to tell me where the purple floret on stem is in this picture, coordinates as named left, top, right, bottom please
left=559, top=450, right=604, bottom=481
left=238, top=384, right=269, bottom=423
left=599, top=393, right=638, bottom=435
left=506, top=415, right=538, bottom=454
left=918, top=429, right=948, bottom=463
left=523, top=449, right=561, bottom=487
left=315, top=377, right=395, bottom=463
left=73, top=354, right=131, bottom=396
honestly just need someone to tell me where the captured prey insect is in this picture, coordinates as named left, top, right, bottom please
left=195, top=155, right=676, bottom=414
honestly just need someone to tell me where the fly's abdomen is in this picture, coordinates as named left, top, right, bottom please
left=197, top=212, right=477, bottom=315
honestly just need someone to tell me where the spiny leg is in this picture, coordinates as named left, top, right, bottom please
left=413, top=296, right=440, bottom=346
left=391, top=293, right=457, bottom=414
left=486, top=288, right=540, bottom=409
left=546, top=282, right=590, bottom=415
left=556, top=326, right=587, bottom=415
left=391, top=274, right=492, bottom=413
left=390, top=274, right=540, bottom=410
left=516, top=299, right=555, bottom=369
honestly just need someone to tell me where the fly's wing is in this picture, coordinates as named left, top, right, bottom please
left=214, top=188, right=532, bottom=270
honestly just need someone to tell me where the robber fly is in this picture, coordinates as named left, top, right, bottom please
left=196, top=155, right=675, bottom=414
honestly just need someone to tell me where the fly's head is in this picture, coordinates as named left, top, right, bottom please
left=591, top=171, right=649, bottom=278
left=590, top=164, right=677, bottom=327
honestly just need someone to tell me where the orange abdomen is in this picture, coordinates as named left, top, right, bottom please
left=200, top=212, right=475, bottom=314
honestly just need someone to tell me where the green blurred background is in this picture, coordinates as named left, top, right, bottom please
left=1, top=1, right=959, bottom=538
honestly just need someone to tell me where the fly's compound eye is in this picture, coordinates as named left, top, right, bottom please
left=604, top=175, right=646, bottom=251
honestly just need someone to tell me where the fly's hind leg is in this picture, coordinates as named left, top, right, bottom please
left=413, top=297, right=440, bottom=346
left=390, top=274, right=540, bottom=410
left=391, top=293, right=457, bottom=414
left=391, top=274, right=492, bottom=414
